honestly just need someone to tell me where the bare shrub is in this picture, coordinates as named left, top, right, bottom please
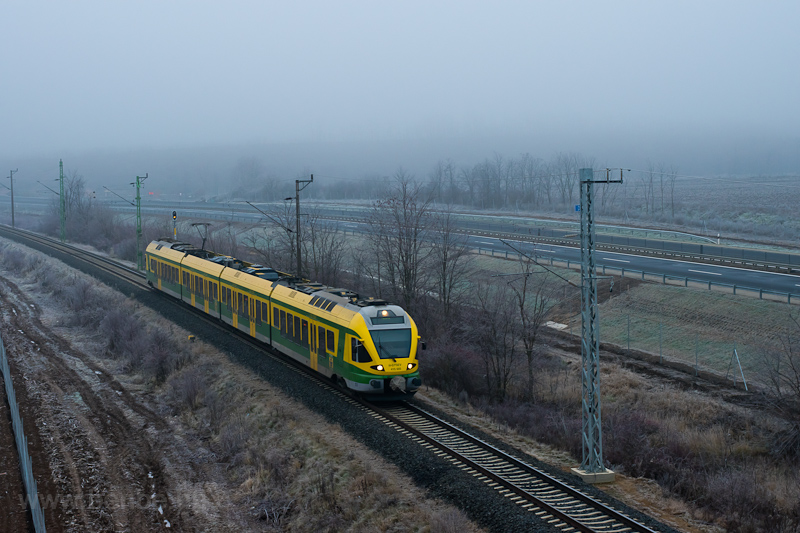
left=99, top=308, right=146, bottom=359
left=703, top=468, right=792, bottom=532
left=256, top=495, right=294, bottom=528
left=34, top=266, right=62, bottom=292
left=252, top=448, right=294, bottom=489
left=312, top=468, right=341, bottom=513
left=603, top=410, right=662, bottom=476
left=142, top=338, right=175, bottom=383
left=429, top=508, right=474, bottom=533
left=62, top=277, right=104, bottom=326
left=26, top=253, right=42, bottom=270
left=480, top=399, right=582, bottom=459
left=168, top=367, right=206, bottom=411
left=112, top=237, right=137, bottom=263
left=204, top=389, right=229, bottom=431
left=1, top=247, right=28, bottom=271
left=141, top=329, right=190, bottom=383
left=421, top=344, right=484, bottom=398
left=217, top=414, right=252, bottom=460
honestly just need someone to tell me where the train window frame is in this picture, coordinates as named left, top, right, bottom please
left=326, top=330, right=334, bottom=353
left=351, top=337, right=371, bottom=363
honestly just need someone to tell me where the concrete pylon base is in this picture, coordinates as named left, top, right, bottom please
left=571, top=467, right=616, bottom=484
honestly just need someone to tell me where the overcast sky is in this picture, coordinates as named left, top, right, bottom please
left=2, top=1, right=798, bottom=176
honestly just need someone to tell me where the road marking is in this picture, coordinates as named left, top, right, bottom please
left=476, top=241, right=495, bottom=245
left=688, top=269, right=721, bottom=276
left=602, top=258, right=630, bottom=263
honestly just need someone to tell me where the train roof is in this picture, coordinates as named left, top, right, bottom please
left=149, top=237, right=399, bottom=311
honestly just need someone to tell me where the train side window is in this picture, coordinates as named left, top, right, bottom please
left=273, top=307, right=279, bottom=328
left=263, top=303, right=269, bottom=325
left=318, top=327, right=326, bottom=353
left=280, top=310, right=287, bottom=336
left=183, top=272, right=188, bottom=286
left=351, top=337, right=371, bottom=363
left=326, top=330, right=334, bottom=353
left=293, top=316, right=301, bottom=344
left=301, top=319, right=309, bottom=348
left=255, top=299, right=261, bottom=324
left=243, top=295, right=249, bottom=316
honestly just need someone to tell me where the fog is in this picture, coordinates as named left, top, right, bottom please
left=2, top=1, right=798, bottom=190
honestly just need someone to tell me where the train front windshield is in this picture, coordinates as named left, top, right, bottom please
left=370, top=329, right=412, bottom=360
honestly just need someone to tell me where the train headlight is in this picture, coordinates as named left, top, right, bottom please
left=376, top=364, right=384, bottom=371
left=407, top=363, right=414, bottom=370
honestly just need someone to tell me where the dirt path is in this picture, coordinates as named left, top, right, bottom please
left=0, top=275, right=184, bottom=532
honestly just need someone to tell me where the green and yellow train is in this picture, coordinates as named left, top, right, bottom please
left=145, top=238, right=422, bottom=399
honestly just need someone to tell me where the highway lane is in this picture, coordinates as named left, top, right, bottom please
left=466, top=235, right=800, bottom=297
left=9, top=196, right=800, bottom=297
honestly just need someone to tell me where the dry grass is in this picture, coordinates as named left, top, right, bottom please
left=595, top=282, right=795, bottom=378
left=0, top=238, right=486, bottom=533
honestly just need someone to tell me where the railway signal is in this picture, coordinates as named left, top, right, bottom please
left=173, top=211, right=177, bottom=239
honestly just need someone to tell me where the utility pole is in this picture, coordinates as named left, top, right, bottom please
left=571, top=167, right=623, bottom=484
left=8, top=169, right=18, bottom=227
left=59, top=160, right=66, bottom=243
left=292, top=174, right=313, bottom=278
left=133, top=173, right=147, bottom=270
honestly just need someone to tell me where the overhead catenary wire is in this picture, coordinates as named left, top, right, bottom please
left=499, top=238, right=579, bottom=289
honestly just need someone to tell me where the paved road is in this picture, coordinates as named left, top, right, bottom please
left=9, top=196, right=800, bottom=298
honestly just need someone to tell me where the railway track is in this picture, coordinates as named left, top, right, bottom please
left=0, top=225, right=146, bottom=287
left=0, top=225, right=672, bottom=532
left=362, top=400, right=660, bottom=533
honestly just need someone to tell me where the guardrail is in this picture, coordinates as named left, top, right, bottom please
left=476, top=247, right=800, bottom=305
left=1, top=335, right=47, bottom=533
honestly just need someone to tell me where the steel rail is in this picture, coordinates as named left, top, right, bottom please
left=0, top=224, right=665, bottom=532
left=361, top=400, right=660, bottom=533
left=0, top=225, right=146, bottom=285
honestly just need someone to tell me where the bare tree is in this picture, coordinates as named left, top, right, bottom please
left=428, top=207, right=475, bottom=335
left=506, top=259, right=557, bottom=401
left=761, top=313, right=800, bottom=457
left=302, top=209, right=349, bottom=286
left=667, top=165, right=679, bottom=218
left=367, top=169, right=434, bottom=313
left=474, top=280, right=519, bottom=402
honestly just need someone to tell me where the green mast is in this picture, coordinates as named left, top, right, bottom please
left=59, top=159, right=65, bottom=243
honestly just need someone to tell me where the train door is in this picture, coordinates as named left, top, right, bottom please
left=249, top=297, right=256, bottom=337
left=204, top=279, right=209, bottom=314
